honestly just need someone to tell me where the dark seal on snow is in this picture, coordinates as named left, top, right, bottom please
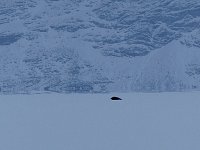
left=111, top=97, right=122, bottom=100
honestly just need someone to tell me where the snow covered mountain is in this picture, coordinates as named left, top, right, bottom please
left=1, top=0, right=200, bottom=93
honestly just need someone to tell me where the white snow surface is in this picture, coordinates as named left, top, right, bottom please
left=1, top=92, right=200, bottom=150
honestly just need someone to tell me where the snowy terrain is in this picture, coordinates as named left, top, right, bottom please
left=1, top=0, right=200, bottom=93
left=1, top=92, right=200, bottom=150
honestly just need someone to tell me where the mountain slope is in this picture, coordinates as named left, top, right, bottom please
left=1, top=0, right=200, bottom=93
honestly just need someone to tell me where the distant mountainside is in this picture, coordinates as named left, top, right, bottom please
left=1, top=0, right=200, bottom=93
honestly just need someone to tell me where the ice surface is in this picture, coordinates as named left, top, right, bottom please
left=0, top=92, right=200, bottom=150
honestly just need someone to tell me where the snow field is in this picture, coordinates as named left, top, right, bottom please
left=0, top=92, right=200, bottom=150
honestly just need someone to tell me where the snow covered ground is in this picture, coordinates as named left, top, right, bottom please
left=0, top=92, right=200, bottom=150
